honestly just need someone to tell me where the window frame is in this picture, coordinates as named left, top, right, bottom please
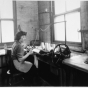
left=0, top=1, right=17, bottom=49
left=51, top=1, right=82, bottom=47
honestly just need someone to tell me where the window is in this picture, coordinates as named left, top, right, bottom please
left=52, top=0, right=81, bottom=45
left=0, top=0, right=16, bottom=46
left=66, top=12, right=81, bottom=42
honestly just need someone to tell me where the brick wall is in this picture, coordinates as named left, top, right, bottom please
left=16, top=1, right=39, bottom=45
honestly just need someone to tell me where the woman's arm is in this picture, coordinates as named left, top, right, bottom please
left=18, top=49, right=33, bottom=62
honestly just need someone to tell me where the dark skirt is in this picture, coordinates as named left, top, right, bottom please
left=25, top=54, right=34, bottom=64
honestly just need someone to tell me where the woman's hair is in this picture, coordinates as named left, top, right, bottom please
left=15, top=31, right=27, bottom=41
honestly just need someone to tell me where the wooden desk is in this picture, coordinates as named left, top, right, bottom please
left=36, top=53, right=88, bottom=86
left=35, top=53, right=60, bottom=68
left=63, top=54, right=88, bottom=73
left=35, top=53, right=64, bottom=86
left=35, top=52, right=88, bottom=74
left=62, top=54, right=88, bottom=86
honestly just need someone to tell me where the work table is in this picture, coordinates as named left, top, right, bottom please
left=36, top=52, right=88, bottom=73
left=0, top=49, right=6, bottom=55
left=36, top=52, right=88, bottom=86
left=0, top=48, right=88, bottom=86
left=0, top=48, right=88, bottom=73
left=63, top=54, right=88, bottom=73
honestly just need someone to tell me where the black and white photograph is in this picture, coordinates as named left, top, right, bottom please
left=0, top=0, right=88, bottom=87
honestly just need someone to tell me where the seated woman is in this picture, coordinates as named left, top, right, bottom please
left=11, top=31, right=37, bottom=75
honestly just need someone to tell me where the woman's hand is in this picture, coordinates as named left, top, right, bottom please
left=28, top=48, right=33, bottom=55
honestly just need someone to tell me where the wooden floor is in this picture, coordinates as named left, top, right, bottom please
left=0, top=73, right=50, bottom=87
left=23, top=76, right=51, bottom=86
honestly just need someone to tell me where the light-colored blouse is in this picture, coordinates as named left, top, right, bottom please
left=12, top=41, right=32, bottom=73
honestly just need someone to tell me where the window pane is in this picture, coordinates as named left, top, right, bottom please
left=66, top=1, right=80, bottom=11
left=66, top=12, right=81, bottom=42
left=1, top=21, right=14, bottom=43
left=54, top=15, right=64, bottom=23
left=54, top=22, right=65, bottom=41
left=0, top=0, right=13, bottom=18
left=54, top=1, right=65, bottom=15
left=0, top=25, right=1, bottom=43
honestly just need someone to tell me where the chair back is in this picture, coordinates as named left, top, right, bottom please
left=7, top=49, right=20, bottom=74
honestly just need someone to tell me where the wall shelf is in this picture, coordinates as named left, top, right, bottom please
left=79, top=30, right=88, bottom=33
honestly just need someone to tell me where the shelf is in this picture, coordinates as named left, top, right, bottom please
left=79, top=30, right=88, bottom=33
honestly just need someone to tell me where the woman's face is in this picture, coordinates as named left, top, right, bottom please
left=20, top=35, right=26, bottom=43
